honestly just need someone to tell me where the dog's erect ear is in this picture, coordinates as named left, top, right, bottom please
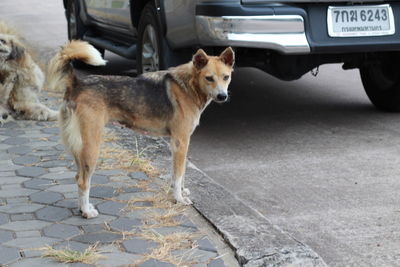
left=8, top=40, right=25, bottom=60
left=219, top=47, right=235, bottom=67
left=193, top=49, right=209, bottom=69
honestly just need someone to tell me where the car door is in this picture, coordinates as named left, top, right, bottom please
left=84, top=0, right=132, bottom=29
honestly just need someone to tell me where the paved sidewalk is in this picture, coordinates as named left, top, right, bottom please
left=0, top=97, right=227, bottom=266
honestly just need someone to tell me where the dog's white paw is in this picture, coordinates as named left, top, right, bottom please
left=175, top=195, right=193, bottom=205
left=47, top=110, right=59, bottom=121
left=182, top=188, right=191, bottom=196
left=81, top=204, right=99, bottom=219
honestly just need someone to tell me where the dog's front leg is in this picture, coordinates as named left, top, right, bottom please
left=0, top=73, right=16, bottom=105
left=171, top=135, right=192, bottom=205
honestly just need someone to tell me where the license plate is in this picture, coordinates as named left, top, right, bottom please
left=327, top=4, right=395, bottom=37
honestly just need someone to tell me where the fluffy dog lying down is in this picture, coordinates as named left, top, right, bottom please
left=47, top=40, right=234, bottom=218
left=0, top=22, right=58, bottom=124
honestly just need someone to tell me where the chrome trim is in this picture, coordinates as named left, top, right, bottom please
left=327, top=4, right=395, bottom=37
left=196, top=15, right=310, bottom=54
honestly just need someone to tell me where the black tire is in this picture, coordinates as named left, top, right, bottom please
left=136, top=2, right=172, bottom=74
left=66, top=0, right=104, bottom=67
left=360, top=54, right=400, bottom=112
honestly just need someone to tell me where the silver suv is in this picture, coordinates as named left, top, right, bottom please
left=64, top=0, right=400, bottom=111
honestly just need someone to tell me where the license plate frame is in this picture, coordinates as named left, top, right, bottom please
left=327, top=4, right=395, bottom=37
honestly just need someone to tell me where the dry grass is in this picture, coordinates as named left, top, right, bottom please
left=39, top=243, right=106, bottom=264
left=98, top=130, right=159, bottom=177
left=135, top=230, right=200, bottom=266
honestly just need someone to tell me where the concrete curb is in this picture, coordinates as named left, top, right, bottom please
left=185, top=162, right=328, bottom=267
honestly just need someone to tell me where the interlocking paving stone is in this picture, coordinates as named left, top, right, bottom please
left=41, top=127, right=59, bottom=134
left=12, top=155, right=41, bottom=165
left=95, top=170, right=122, bottom=176
left=7, top=146, right=32, bottom=155
left=122, top=237, right=158, bottom=254
left=48, top=135, right=59, bottom=142
left=30, top=191, right=64, bottom=204
left=0, top=127, right=23, bottom=136
left=2, top=137, right=30, bottom=145
left=109, top=217, right=141, bottom=232
left=0, top=177, right=30, bottom=185
left=123, top=187, right=141, bottom=193
left=0, top=245, right=20, bottom=265
left=138, top=259, right=175, bottom=267
left=37, top=160, right=70, bottom=168
left=23, top=178, right=55, bottom=189
left=129, top=171, right=149, bottom=180
left=48, top=167, right=69, bottom=173
left=15, top=230, right=41, bottom=238
left=98, top=245, right=141, bottom=267
left=115, top=191, right=154, bottom=201
left=0, top=213, right=9, bottom=224
left=198, top=238, right=218, bottom=253
left=133, top=201, right=153, bottom=207
left=0, top=229, right=14, bottom=243
left=0, top=220, right=51, bottom=231
left=55, top=199, right=78, bottom=209
left=54, top=241, right=90, bottom=252
left=0, top=187, right=37, bottom=198
left=177, top=215, right=198, bottom=229
left=41, top=171, right=76, bottom=180
left=9, top=256, right=66, bottom=267
left=0, top=203, right=44, bottom=214
left=4, top=236, right=61, bottom=249
left=63, top=215, right=117, bottom=226
left=58, top=178, right=76, bottom=184
left=81, top=224, right=105, bottom=233
left=0, top=171, right=15, bottom=177
left=43, top=223, right=81, bottom=239
left=0, top=163, right=20, bottom=171
left=191, top=249, right=218, bottom=264
left=48, top=184, right=77, bottom=193
left=10, top=214, right=34, bottom=221
left=55, top=144, right=65, bottom=151
left=72, top=231, right=122, bottom=244
left=209, top=258, right=226, bottom=267
left=15, top=166, right=48, bottom=178
left=97, top=201, right=126, bottom=216
left=92, top=174, right=109, bottom=184
left=153, top=226, right=197, bottom=236
left=36, top=206, right=72, bottom=222
left=90, top=186, right=116, bottom=198
left=6, top=197, right=29, bottom=204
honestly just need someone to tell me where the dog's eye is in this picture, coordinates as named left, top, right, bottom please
left=223, top=75, right=230, bottom=81
left=0, top=39, right=5, bottom=44
left=205, top=76, right=214, bottom=82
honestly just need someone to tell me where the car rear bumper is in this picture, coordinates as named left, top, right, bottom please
left=196, top=15, right=310, bottom=54
left=195, top=2, right=400, bottom=55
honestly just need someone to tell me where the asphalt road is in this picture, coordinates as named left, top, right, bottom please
left=3, top=1, right=400, bottom=266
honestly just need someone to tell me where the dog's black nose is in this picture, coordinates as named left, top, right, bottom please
left=216, top=93, right=228, bottom=102
left=2, top=113, right=8, bottom=120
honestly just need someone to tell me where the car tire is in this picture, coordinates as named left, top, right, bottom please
left=137, top=2, right=172, bottom=74
left=360, top=54, right=400, bottom=112
left=66, top=0, right=104, bottom=67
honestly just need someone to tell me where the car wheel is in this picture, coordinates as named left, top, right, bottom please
left=137, top=2, right=171, bottom=74
left=360, top=54, right=400, bottom=112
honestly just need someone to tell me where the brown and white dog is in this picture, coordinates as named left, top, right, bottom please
left=47, top=40, right=234, bottom=218
left=0, top=22, right=58, bottom=124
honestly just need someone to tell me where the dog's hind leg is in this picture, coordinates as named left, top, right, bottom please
left=75, top=109, right=105, bottom=218
left=170, top=134, right=192, bottom=205
left=60, top=102, right=105, bottom=218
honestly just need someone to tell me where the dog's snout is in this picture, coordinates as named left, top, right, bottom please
left=216, top=93, right=228, bottom=102
left=2, top=113, right=8, bottom=120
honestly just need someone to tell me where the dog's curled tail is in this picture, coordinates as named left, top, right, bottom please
left=46, top=40, right=106, bottom=92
